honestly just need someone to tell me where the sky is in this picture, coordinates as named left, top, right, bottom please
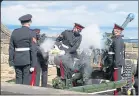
left=1, top=1, right=138, bottom=39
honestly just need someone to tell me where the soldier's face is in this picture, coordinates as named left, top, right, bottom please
left=73, top=27, right=82, bottom=33
left=114, top=29, right=122, bottom=35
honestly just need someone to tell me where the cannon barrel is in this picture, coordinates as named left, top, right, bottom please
left=121, top=13, right=135, bottom=29
left=67, top=80, right=127, bottom=93
left=104, top=13, right=135, bottom=50
left=38, top=33, right=47, bottom=44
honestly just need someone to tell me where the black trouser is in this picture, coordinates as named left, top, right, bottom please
left=41, top=64, right=48, bottom=87
left=134, top=77, right=138, bottom=95
left=35, top=64, right=41, bottom=86
left=14, top=64, right=30, bottom=85
left=37, top=51, right=48, bottom=87
left=34, top=62, right=48, bottom=87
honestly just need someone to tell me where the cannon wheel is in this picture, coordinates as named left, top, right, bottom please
left=121, top=60, right=136, bottom=95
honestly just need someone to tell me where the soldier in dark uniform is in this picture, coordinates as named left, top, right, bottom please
left=40, top=52, right=49, bottom=87
left=54, top=23, right=84, bottom=79
left=9, top=14, right=38, bottom=85
left=134, top=59, right=138, bottom=95
left=32, top=29, right=41, bottom=86
left=111, top=24, right=125, bottom=95
left=33, top=29, right=49, bottom=87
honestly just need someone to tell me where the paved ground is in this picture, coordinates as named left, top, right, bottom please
left=1, top=64, right=57, bottom=85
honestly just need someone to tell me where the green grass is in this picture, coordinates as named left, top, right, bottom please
left=6, top=79, right=15, bottom=84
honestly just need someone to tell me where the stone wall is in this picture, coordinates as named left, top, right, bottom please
left=125, top=43, right=138, bottom=65
left=1, top=23, right=11, bottom=65
left=1, top=23, right=15, bottom=82
left=1, top=40, right=9, bottom=64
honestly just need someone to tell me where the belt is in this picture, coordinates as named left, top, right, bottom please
left=15, top=48, right=30, bottom=51
left=62, top=44, right=69, bottom=49
left=108, top=52, right=115, bottom=54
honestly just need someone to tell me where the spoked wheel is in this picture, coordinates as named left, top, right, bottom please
left=121, top=60, right=135, bottom=95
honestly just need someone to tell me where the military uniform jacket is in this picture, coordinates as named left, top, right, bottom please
left=9, top=26, right=38, bottom=67
left=135, top=60, right=138, bottom=78
left=112, top=35, right=125, bottom=68
left=56, top=30, right=82, bottom=57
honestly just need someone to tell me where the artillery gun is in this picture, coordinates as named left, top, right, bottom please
left=52, top=13, right=136, bottom=95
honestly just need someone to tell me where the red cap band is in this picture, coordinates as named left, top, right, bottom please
left=114, top=24, right=124, bottom=31
left=33, top=29, right=40, bottom=33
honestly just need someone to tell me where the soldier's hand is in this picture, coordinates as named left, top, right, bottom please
left=9, top=61, right=14, bottom=67
left=30, top=67, right=35, bottom=72
left=59, top=50, right=65, bottom=56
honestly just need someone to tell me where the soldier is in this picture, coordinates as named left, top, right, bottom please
left=40, top=52, right=49, bottom=87
left=32, top=29, right=41, bottom=86
left=9, top=14, right=38, bottom=85
left=33, top=29, right=49, bottom=87
left=54, top=23, right=84, bottom=79
left=134, top=59, right=138, bottom=95
left=111, top=24, right=125, bottom=95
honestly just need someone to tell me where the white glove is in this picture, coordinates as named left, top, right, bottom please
left=59, top=50, right=65, bottom=56
left=114, top=68, right=118, bottom=69
left=30, top=67, right=35, bottom=72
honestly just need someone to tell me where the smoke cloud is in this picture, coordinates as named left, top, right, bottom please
left=40, top=24, right=108, bottom=82
left=76, top=24, right=107, bottom=84
left=39, top=38, right=58, bottom=65
left=80, top=24, right=105, bottom=50
left=40, top=38, right=55, bottom=52
left=39, top=38, right=55, bottom=59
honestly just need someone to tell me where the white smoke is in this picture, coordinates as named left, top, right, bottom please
left=39, top=38, right=56, bottom=65
left=80, top=24, right=105, bottom=50
left=40, top=38, right=55, bottom=53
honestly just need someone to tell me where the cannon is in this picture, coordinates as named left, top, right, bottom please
left=51, top=13, right=135, bottom=95
left=68, top=80, right=127, bottom=93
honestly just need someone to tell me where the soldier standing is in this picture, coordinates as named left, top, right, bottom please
left=33, top=29, right=49, bottom=87
left=54, top=23, right=84, bottom=79
left=32, top=29, right=41, bottom=86
left=111, top=24, right=125, bottom=95
left=9, top=14, right=38, bottom=85
left=134, top=59, right=138, bottom=95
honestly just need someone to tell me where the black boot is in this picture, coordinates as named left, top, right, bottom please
left=57, top=67, right=61, bottom=77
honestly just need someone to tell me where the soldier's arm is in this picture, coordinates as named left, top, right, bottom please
left=39, top=33, right=46, bottom=44
left=56, top=31, right=65, bottom=42
left=55, top=31, right=65, bottom=48
left=114, top=39, right=121, bottom=67
left=134, top=61, right=138, bottom=77
left=9, top=32, right=15, bottom=66
left=30, top=31, right=38, bottom=67
left=67, top=36, right=82, bottom=53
